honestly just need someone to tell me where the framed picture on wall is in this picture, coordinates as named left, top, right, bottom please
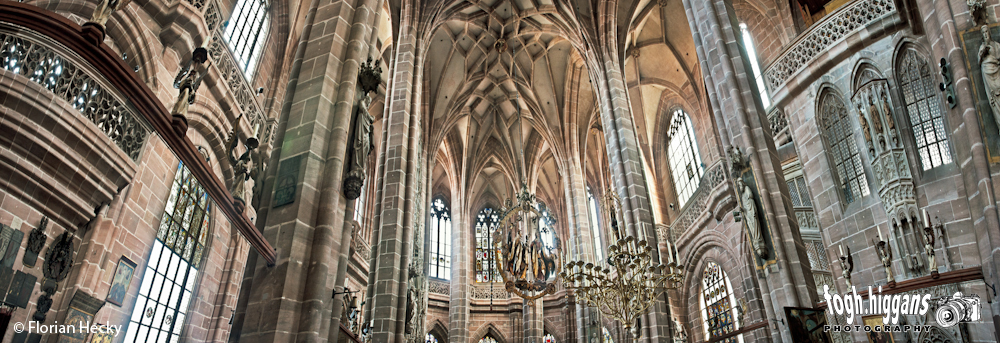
left=863, top=315, right=894, bottom=343
left=87, top=324, right=117, bottom=343
left=106, top=256, right=136, bottom=307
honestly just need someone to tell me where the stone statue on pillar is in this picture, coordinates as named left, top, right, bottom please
left=736, top=179, right=766, bottom=259
left=671, top=316, right=687, bottom=343
left=979, top=25, right=1000, bottom=134
left=344, top=58, right=381, bottom=200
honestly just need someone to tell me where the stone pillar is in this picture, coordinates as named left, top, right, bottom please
left=915, top=0, right=1000, bottom=329
left=524, top=298, right=544, bottom=342
left=236, top=0, right=382, bottom=342
left=365, top=8, right=423, bottom=341
left=587, top=51, right=670, bottom=341
left=564, top=155, right=598, bottom=343
left=448, top=190, right=470, bottom=342
left=681, top=0, right=819, bottom=341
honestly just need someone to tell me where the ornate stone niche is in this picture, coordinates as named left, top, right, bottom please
left=852, top=79, right=923, bottom=274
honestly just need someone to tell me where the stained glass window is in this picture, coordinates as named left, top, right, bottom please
left=544, top=333, right=556, bottom=342
left=820, top=91, right=870, bottom=204
left=587, top=187, right=604, bottom=261
left=603, top=328, right=615, bottom=343
left=897, top=50, right=951, bottom=170
left=426, top=333, right=439, bottom=343
left=535, top=201, right=556, bottom=250
left=479, top=336, right=499, bottom=343
left=223, top=0, right=270, bottom=79
left=740, top=23, right=770, bottom=108
left=429, top=197, right=452, bottom=280
left=475, top=207, right=500, bottom=282
left=124, top=163, right=211, bottom=343
left=700, top=261, right=742, bottom=343
left=667, top=109, right=705, bottom=207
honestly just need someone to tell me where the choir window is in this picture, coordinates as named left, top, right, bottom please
left=474, top=207, right=500, bottom=282
left=667, top=109, right=705, bottom=207
left=603, top=328, right=615, bottom=343
left=700, top=261, right=743, bottom=343
left=125, top=163, right=210, bottom=342
left=426, top=333, right=440, bottom=343
left=739, top=23, right=770, bottom=108
left=819, top=91, right=870, bottom=204
left=897, top=49, right=952, bottom=170
left=544, top=333, right=556, bottom=342
left=478, top=336, right=499, bottom=343
left=223, top=0, right=270, bottom=79
left=429, top=197, right=452, bottom=280
left=535, top=201, right=557, bottom=250
left=587, top=187, right=604, bottom=261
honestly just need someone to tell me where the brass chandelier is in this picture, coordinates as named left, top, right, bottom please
left=560, top=189, right=684, bottom=340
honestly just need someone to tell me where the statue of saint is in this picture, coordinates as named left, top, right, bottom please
left=868, top=96, right=884, bottom=135
left=858, top=105, right=873, bottom=147
left=880, top=92, right=895, bottom=131
left=924, top=227, right=937, bottom=276
left=90, top=0, right=131, bottom=26
left=980, top=25, right=1000, bottom=132
left=350, top=94, right=375, bottom=178
left=672, top=316, right=687, bottom=343
left=737, top=179, right=766, bottom=258
left=172, top=50, right=209, bottom=117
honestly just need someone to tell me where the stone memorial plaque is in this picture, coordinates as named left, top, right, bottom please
left=2, top=229, right=23, bottom=268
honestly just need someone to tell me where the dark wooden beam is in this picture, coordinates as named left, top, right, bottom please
left=0, top=2, right=277, bottom=265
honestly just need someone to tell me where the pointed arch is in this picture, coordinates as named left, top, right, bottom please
left=817, top=86, right=870, bottom=205
left=894, top=45, right=952, bottom=170
left=665, top=108, right=705, bottom=208
left=470, top=323, right=508, bottom=343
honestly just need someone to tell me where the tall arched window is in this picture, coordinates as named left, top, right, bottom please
left=426, top=333, right=440, bottom=343
left=474, top=207, right=500, bottom=282
left=223, top=0, right=270, bottom=79
left=667, top=109, right=705, bottom=207
left=897, top=50, right=951, bottom=170
left=478, top=336, right=499, bottom=343
left=587, top=187, right=604, bottom=261
left=739, top=23, right=770, bottom=108
left=125, top=163, right=210, bottom=342
left=700, top=262, right=742, bottom=343
left=429, top=197, right=452, bottom=280
left=820, top=91, right=870, bottom=204
left=535, top=201, right=556, bottom=250
left=602, top=328, right=615, bottom=343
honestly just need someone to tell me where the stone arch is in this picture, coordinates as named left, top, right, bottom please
left=852, top=60, right=885, bottom=92
left=427, top=320, right=449, bottom=343
left=470, top=323, right=508, bottom=343
left=917, top=326, right=955, bottom=343
left=732, top=0, right=786, bottom=66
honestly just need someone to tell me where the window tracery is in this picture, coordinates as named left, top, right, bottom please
left=223, top=0, right=270, bottom=79
left=897, top=50, right=951, bottom=170
left=474, top=207, right=500, bottom=282
left=820, top=91, right=870, bottom=204
left=587, top=187, right=604, bottom=261
left=429, top=197, right=452, bottom=280
left=740, top=23, right=770, bottom=108
left=667, top=109, right=705, bottom=207
left=700, top=261, right=741, bottom=343
left=124, top=163, right=210, bottom=343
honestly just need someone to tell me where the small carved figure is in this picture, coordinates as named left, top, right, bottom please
left=90, top=0, right=131, bottom=26
left=858, top=105, right=873, bottom=146
left=727, top=145, right=746, bottom=175
left=880, top=92, right=895, bottom=131
left=227, top=122, right=258, bottom=213
left=343, top=94, right=375, bottom=199
left=980, top=25, right=1000, bottom=133
left=737, top=179, right=766, bottom=258
left=172, top=48, right=209, bottom=118
left=840, top=246, right=854, bottom=288
left=924, top=226, right=937, bottom=277
left=875, top=240, right=895, bottom=286
left=868, top=96, right=884, bottom=135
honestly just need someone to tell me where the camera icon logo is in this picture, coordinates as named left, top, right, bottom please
left=935, top=292, right=981, bottom=328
